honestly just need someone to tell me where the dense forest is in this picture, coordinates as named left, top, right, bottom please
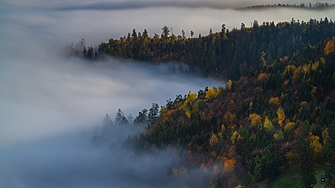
left=66, top=15, right=335, bottom=187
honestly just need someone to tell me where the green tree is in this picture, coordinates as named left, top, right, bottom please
left=294, top=123, right=316, bottom=188
left=161, top=25, right=170, bottom=40
left=215, top=177, right=223, bottom=188
left=148, top=103, right=159, bottom=122
left=242, top=171, right=257, bottom=188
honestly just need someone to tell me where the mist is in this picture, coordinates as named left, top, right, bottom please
left=1, top=0, right=335, bottom=187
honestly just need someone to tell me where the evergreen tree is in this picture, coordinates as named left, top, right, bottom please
left=115, top=109, right=125, bottom=126
left=294, top=122, right=316, bottom=188
left=148, top=103, right=159, bottom=122
left=242, top=172, right=257, bottom=188
left=215, top=177, right=223, bottom=188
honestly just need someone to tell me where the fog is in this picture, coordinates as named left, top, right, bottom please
left=1, top=0, right=335, bottom=187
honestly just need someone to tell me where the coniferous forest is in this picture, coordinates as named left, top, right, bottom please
left=64, top=13, right=335, bottom=188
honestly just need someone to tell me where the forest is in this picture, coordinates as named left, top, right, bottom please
left=65, top=15, right=335, bottom=188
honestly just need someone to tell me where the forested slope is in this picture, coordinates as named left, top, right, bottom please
left=97, top=18, right=335, bottom=80
left=71, top=17, right=335, bottom=187
left=125, top=37, right=335, bottom=187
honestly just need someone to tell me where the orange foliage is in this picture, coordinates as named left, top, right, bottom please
left=223, top=157, right=236, bottom=173
left=258, top=73, right=269, bottom=81
left=223, top=111, right=236, bottom=125
left=285, top=151, right=294, bottom=164
left=269, top=97, right=280, bottom=106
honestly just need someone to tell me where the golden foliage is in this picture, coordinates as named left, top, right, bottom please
left=221, top=124, right=226, bottom=133
left=210, top=134, right=219, bottom=145
left=264, top=116, right=274, bottom=131
left=205, top=87, right=220, bottom=100
left=249, top=101, right=253, bottom=108
left=187, top=92, right=198, bottom=102
left=324, top=39, right=335, bottom=55
left=226, top=80, right=233, bottom=90
left=258, top=73, right=269, bottom=81
left=311, top=61, right=319, bottom=71
left=282, top=79, right=289, bottom=86
left=185, top=110, right=191, bottom=119
left=310, top=87, right=317, bottom=99
left=231, top=131, right=240, bottom=144
left=284, top=64, right=296, bottom=75
left=284, top=122, right=295, bottom=131
left=223, top=157, right=236, bottom=173
left=310, top=133, right=322, bottom=159
left=269, top=97, right=280, bottom=106
left=277, top=107, right=286, bottom=126
left=322, top=128, right=329, bottom=145
left=300, top=101, right=308, bottom=107
left=249, top=113, right=262, bottom=126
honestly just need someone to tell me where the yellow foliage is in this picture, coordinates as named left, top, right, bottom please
left=310, top=133, right=322, bottom=159
left=324, top=39, right=335, bottom=55
left=273, top=133, right=280, bottom=141
left=249, top=113, right=262, bottom=126
left=311, top=61, right=319, bottom=71
left=187, top=92, right=198, bottom=102
left=185, top=110, right=191, bottom=119
left=300, top=101, right=308, bottom=107
left=226, top=80, right=233, bottom=90
left=258, top=73, right=269, bottom=81
left=221, top=124, right=226, bottom=133
left=293, top=66, right=303, bottom=80
left=210, top=134, right=219, bottom=145
left=277, top=107, right=286, bottom=126
left=284, top=64, right=296, bottom=75
left=231, top=131, right=239, bottom=144
left=310, top=87, right=317, bottom=99
left=205, top=87, right=220, bottom=100
left=269, top=97, right=280, bottom=106
left=322, top=128, right=329, bottom=145
left=264, top=116, right=274, bottom=131
left=249, top=101, right=253, bottom=108
left=284, top=122, right=295, bottom=131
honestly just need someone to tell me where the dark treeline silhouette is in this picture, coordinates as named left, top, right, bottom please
left=236, top=2, right=335, bottom=11
left=96, top=18, right=335, bottom=80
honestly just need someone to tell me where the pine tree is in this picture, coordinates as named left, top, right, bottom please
left=242, top=171, right=257, bottom=188
left=294, top=122, right=316, bottom=188
left=215, top=177, right=223, bottom=188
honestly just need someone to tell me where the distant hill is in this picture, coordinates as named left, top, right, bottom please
left=236, top=2, right=335, bottom=11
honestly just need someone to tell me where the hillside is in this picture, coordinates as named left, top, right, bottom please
left=125, top=36, right=335, bottom=187
left=68, top=18, right=335, bottom=187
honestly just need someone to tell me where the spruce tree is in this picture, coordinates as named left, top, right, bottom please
left=294, top=122, right=316, bottom=188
